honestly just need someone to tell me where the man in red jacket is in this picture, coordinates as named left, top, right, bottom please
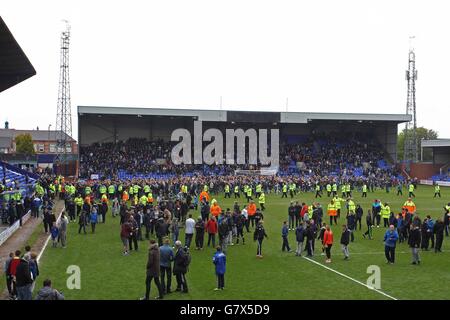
left=300, top=203, right=308, bottom=220
left=206, top=216, right=218, bottom=248
left=8, top=250, right=21, bottom=300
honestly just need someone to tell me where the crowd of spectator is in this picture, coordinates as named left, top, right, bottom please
left=79, top=133, right=398, bottom=180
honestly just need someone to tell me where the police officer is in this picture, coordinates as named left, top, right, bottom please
left=434, top=183, right=441, bottom=198
left=281, top=183, right=288, bottom=198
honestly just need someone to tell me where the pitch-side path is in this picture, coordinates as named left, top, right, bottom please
left=0, top=201, right=65, bottom=300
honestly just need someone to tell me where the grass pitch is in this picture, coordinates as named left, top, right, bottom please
left=34, top=185, right=449, bottom=300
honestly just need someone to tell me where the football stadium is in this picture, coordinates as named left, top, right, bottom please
left=1, top=3, right=450, bottom=305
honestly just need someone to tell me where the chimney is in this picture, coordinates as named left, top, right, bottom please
left=4, top=121, right=9, bottom=129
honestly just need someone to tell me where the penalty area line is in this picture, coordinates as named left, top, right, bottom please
left=303, top=256, right=398, bottom=300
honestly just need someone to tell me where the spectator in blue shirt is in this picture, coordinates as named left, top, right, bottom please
left=383, top=225, right=399, bottom=264
left=90, top=210, right=98, bottom=233
left=212, top=246, right=226, bottom=290
left=159, top=238, right=174, bottom=294
left=281, top=221, right=291, bottom=252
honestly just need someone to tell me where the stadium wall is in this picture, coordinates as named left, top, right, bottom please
left=409, top=162, right=443, bottom=179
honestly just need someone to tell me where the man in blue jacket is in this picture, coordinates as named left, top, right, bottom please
left=383, top=225, right=399, bottom=264
left=281, top=221, right=291, bottom=252
left=213, top=246, right=226, bottom=290
left=159, top=238, right=174, bottom=294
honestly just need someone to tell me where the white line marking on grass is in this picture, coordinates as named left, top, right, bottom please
left=37, top=207, right=64, bottom=263
left=332, top=250, right=449, bottom=256
left=303, top=256, right=398, bottom=300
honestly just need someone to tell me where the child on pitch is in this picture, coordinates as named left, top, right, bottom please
left=51, top=222, right=59, bottom=248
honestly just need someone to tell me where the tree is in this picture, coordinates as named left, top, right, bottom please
left=397, top=127, right=438, bottom=161
left=15, top=133, right=35, bottom=155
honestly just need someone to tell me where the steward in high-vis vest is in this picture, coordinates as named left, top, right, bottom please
left=289, top=183, right=296, bottom=199
left=133, top=184, right=140, bottom=197
left=140, top=194, right=148, bottom=207
left=99, top=185, right=107, bottom=196
left=122, top=189, right=129, bottom=202
left=380, top=203, right=391, bottom=228
left=129, top=186, right=134, bottom=198
left=75, top=195, right=83, bottom=216
left=147, top=192, right=154, bottom=204
left=307, top=204, right=314, bottom=220
left=255, top=184, right=262, bottom=198
left=224, top=184, right=231, bottom=198
left=327, top=200, right=337, bottom=225
left=362, top=184, right=368, bottom=198
left=347, top=199, right=356, bottom=216
left=332, top=183, right=338, bottom=197
left=144, top=185, right=151, bottom=195
left=234, top=185, right=240, bottom=198
left=408, top=183, right=415, bottom=198
left=434, top=184, right=441, bottom=198
left=85, top=185, right=92, bottom=197
left=326, top=184, right=332, bottom=197
left=210, top=201, right=222, bottom=218
left=282, top=184, right=288, bottom=198
left=345, top=183, right=351, bottom=197
left=258, top=192, right=266, bottom=211
left=315, top=184, right=322, bottom=198
left=246, top=186, right=253, bottom=202
left=333, top=196, right=343, bottom=219
left=341, top=184, right=346, bottom=198
left=108, top=184, right=115, bottom=199
left=403, top=198, right=416, bottom=215
left=49, top=184, right=56, bottom=199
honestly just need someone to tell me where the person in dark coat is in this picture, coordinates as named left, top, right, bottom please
left=67, top=197, right=76, bottom=222
left=305, top=222, right=315, bottom=257
left=8, top=201, right=16, bottom=226
left=78, top=211, right=88, bottom=234
left=195, top=217, right=205, bottom=250
left=346, top=213, right=356, bottom=242
left=420, top=219, right=429, bottom=250
left=141, top=239, right=163, bottom=300
left=433, top=218, right=445, bottom=252
left=295, top=223, right=305, bottom=256
left=173, top=241, right=188, bottom=293
left=213, top=246, right=226, bottom=290
left=254, top=221, right=268, bottom=258
left=340, top=224, right=350, bottom=260
left=128, top=216, right=139, bottom=251
left=408, top=224, right=421, bottom=264
left=15, top=258, right=32, bottom=300
left=355, top=204, right=363, bottom=230
left=363, top=210, right=373, bottom=239
left=155, top=216, right=169, bottom=247
left=201, top=201, right=210, bottom=222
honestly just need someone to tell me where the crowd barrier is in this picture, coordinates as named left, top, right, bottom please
left=0, top=210, right=31, bottom=247
left=420, top=180, right=450, bottom=187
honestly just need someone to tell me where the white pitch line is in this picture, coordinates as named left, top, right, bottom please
left=303, top=256, right=398, bottom=300
left=331, top=249, right=449, bottom=256
left=37, top=207, right=64, bottom=263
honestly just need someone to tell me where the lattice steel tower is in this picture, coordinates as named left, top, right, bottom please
left=403, top=37, right=418, bottom=163
left=55, top=21, right=72, bottom=174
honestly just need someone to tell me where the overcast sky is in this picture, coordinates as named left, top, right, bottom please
left=2, top=0, right=450, bottom=140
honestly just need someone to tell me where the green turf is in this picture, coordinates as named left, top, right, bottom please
left=34, top=185, right=449, bottom=300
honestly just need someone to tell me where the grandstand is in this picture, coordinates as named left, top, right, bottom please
left=78, top=106, right=411, bottom=179
left=420, top=139, right=450, bottom=182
